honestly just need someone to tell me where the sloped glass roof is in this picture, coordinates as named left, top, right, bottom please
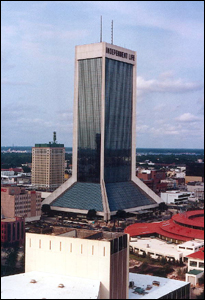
left=106, top=181, right=156, bottom=212
left=51, top=182, right=103, bottom=212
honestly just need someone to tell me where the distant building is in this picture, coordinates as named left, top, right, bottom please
left=1, top=186, right=41, bottom=221
left=185, top=247, right=204, bottom=286
left=185, top=162, right=204, bottom=184
left=31, top=132, right=65, bottom=191
left=1, top=216, right=25, bottom=246
left=129, top=238, right=203, bottom=263
left=160, top=190, right=191, bottom=205
left=187, top=182, right=204, bottom=202
left=125, top=210, right=204, bottom=243
left=137, top=170, right=167, bottom=194
left=1, top=170, right=15, bottom=176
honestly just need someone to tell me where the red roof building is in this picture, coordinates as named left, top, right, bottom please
left=124, top=210, right=204, bottom=243
left=187, top=247, right=204, bottom=261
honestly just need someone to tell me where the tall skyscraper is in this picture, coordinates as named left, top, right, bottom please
left=32, top=132, right=65, bottom=191
left=43, top=42, right=161, bottom=220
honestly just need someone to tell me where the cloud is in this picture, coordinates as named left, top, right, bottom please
left=175, top=113, right=201, bottom=122
left=1, top=56, right=16, bottom=71
left=1, top=79, right=32, bottom=86
left=85, top=1, right=204, bottom=40
left=137, top=75, right=203, bottom=94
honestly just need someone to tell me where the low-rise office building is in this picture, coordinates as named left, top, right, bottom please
left=1, top=186, right=41, bottom=222
left=129, top=238, right=204, bottom=263
left=185, top=247, right=204, bottom=286
left=1, top=216, right=25, bottom=246
left=160, top=190, right=191, bottom=205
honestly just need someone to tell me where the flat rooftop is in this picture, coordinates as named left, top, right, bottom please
left=130, top=237, right=182, bottom=258
left=1, top=271, right=100, bottom=299
left=28, top=226, right=125, bottom=241
left=129, top=273, right=189, bottom=299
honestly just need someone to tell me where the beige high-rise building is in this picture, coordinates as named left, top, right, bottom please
left=32, top=132, right=65, bottom=191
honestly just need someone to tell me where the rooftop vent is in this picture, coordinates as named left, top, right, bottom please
left=152, top=280, right=160, bottom=286
left=58, top=283, right=64, bottom=288
left=30, top=279, right=37, bottom=283
left=146, top=285, right=152, bottom=290
left=129, top=281, right=135, bottom=288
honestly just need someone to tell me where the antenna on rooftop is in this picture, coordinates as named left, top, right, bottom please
left=111, top=20, right=113, bottom=44
left=53, top=131, right=56, bottom=144
left=100, top=16, right=102, bottom=42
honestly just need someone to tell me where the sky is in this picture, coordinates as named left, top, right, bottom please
left=1, top=1, right=204, bottom=148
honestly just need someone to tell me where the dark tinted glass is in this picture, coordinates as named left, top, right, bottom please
left=104, top=58, right=133, bottom=183
left=77, top=58, right=102, bottom=182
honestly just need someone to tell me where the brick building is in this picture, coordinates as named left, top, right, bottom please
left=1, top=186, right=41, bottom=221
left=1, top=216, right=25, bottom=246
left=137, top=170, right=166, bottom=194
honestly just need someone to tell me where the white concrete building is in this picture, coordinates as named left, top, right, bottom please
left=130, top=238, right=204, bottom=262
left=25, top=229, right=129, bottom=299
left=185, top=247, right=204, bottom=286
left=130, top=238, right=183, bottom=262
left=1, top=271, right=100, bottom=299
left=1, top=170, right=15, bottom=176
left=160, top=190, right=191, bottom=205
left=177, top=240, right=204, bottom=258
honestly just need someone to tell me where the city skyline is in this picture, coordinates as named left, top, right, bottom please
left=1, top=1, right=204, bottom=148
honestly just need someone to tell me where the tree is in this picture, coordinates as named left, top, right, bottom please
left=4, top=245, right=19, bottom=274
left=22, top=165, right=31, bottom=173
left=158, top=202, right=168, bottom=212
left=87, top=209, right=96, bottom=220
left=116, top=210, right=126, bottom=219
left=41, top=204, right=51, bottom=215
left=115, top=210, right=126, bottom=226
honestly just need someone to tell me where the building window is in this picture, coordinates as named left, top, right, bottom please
left=49, top=240, right=51, bottom=250
left=103, top=247, right=106, bottom=257
left=81, top=244, right=83, bottom=254
left=60, top=242, right=62, bottom=251
left=190, top=260, right=197, bottom=267
left=29, top=238, right=31, bottom=247
left=70, top=243, right=72, bottom=253
left=199, top=262, right=204, bottom=268
left=92, top=245, right=94, bottom=255
left=39, top=239, right=41, bottom=249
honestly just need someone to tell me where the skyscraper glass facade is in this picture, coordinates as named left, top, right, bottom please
left=77, top=58, right=102, bottom=183
left=104, top=58, right=133, bottom=183
left=77, top=56, right=133, bottom=184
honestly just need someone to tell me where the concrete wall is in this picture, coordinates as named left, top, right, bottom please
left=26, top=233, right=111, bottom=299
